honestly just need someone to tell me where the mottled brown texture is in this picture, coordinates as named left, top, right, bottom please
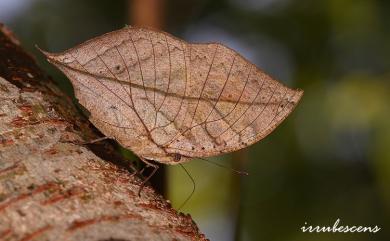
left=0, top=24, right=207, bottom=241
left=41, top=26, right=303, bottom=165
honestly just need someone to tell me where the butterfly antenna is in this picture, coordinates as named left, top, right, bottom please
left=178, top=164, right=195, bottom=211
left=197, top=157, right=249, bottom=176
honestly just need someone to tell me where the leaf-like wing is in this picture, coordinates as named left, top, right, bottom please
left=40, top=26, right=303, bottom=164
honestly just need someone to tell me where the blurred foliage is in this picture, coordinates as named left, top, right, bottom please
left=2, top=0, right=389, bottom=240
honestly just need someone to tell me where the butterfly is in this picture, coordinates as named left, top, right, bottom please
left=39, top=26, right=303, bottom=193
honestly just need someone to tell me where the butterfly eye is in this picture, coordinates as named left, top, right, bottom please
left=173, top=153, right=181, bottom=162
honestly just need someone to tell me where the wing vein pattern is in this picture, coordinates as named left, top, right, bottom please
left=42, top=27, right=303, bottom=164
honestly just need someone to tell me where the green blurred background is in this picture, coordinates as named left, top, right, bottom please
left=2, top=0, right=389, bottom=240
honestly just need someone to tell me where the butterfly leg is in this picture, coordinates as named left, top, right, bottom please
left=137, top=158, right=159, bottom=196
left=129, top=164, right=146, bottom=179
left=81, top=136, right=111, bottom=145
left=62, top=136, right=112, bottom=146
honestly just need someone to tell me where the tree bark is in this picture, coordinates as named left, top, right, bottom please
left=0, top=24, right=207, bottom=241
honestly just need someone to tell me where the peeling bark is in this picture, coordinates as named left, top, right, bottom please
left=0, top=24, right=207, bottom=241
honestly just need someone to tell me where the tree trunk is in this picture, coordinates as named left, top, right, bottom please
left=0, top=24, right=207, bottom=241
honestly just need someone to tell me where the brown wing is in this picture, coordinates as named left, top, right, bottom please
left=41, top=26, right=303, bottom=164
